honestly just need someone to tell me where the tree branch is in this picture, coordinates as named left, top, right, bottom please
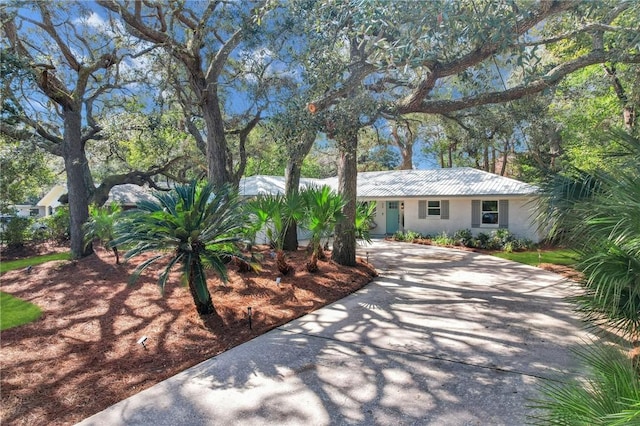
left=397, top=50, right=640, bottom=115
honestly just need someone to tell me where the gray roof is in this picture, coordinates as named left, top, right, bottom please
left=238, top=175, right=326, bottom=197
left=106, top=184, right=158, bottom=205
left=240, top=168, right=538, bottom=198
left=352, top=168, right=538, bottom=197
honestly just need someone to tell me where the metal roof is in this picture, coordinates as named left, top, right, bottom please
left=240, top=168, right=538, bottom=198
left=352, top=168, right=538, bottom=197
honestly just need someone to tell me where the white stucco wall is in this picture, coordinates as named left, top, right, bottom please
left=365, top=196, right=541, bottom=242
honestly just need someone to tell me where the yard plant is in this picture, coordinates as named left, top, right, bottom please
left=112, top=181, right=255, bottom=317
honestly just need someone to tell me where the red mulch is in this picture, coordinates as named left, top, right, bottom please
left=0, top=245, right=376, bottom=425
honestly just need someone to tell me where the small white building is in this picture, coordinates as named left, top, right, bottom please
left=239, top=168, right=542, bottom=242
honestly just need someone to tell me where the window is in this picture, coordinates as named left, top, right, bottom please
left=472, top=199, right=508, bottom=228
left=427, top=200, right=440, bottom=216
left=481, top=200, right=499, bottom=225
left=419, top=200, right=449, bottom=219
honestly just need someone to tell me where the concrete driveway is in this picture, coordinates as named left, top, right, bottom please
left=78, top=240, right=588, bottom=425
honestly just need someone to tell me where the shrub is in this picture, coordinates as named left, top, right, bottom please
left=453, top=228, right=474, bottom=247
left=0, top=216, right=32, bottom=248
left=404, top=230, right=422, bottom=241
left=42, top=207, right=70, bottom=242
left=432, top=231, right=455, bottom=246
left=476, top=232, right=491, bottom=249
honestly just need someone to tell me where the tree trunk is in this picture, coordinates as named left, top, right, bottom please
left=63, top=109, right=93, bottom=259
left=202, top=93, right=232, bottom=186
left=187, top=263, right=216, bottom=316
left=283, top=160, right=302, bottom=251
left=331, top=132, right=357, bottom=266
left=400, top=143, right=413, bottom=169
left=283, top=131, right=317, bottom=251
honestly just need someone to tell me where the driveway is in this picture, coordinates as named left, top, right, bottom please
left=78, top=240, right=588, bottom=425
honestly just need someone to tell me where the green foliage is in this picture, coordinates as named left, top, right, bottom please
left=83, top=203, right=122, bottom=264
left=537, top=131, right=640, bottom=337
left=0, top=216, right=32, bottom=248
left=0, top=139, right=56, bottom=210
left=392, top=230, right=422, bottom=242
left=112, top=181, right=254, bottom=316
left=0, top=291, right=42, bottom=331
left=246, top=193, right=303, bottom=250
left=355, top=201, right=377, bottom=244
left=432, top=231, right=455, bottom=246
left=42, top=207, right=70, bottom=243
left=531, top=343, right=640, bottom=425
left=453, top=228, right=474, bottom=246
left=301, top=185, right=345, bottom=255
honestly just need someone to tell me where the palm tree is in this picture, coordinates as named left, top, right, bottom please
left=537, top=131, right=640, bottom=338
left=246, top=192, right=304, bottom=275
left=112, top=181, right=254, bottom=317
left=83, top=202, right=122, bottom=264
left=534, top=131, right=640, bottom=423
left=301, top=185, right=345, bottom=272
left=355, top=201, right=377, bottom=244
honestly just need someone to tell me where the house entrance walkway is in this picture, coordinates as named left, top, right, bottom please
left=77, top=239, right=589, bottom=425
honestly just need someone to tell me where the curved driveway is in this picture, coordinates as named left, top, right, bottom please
left=78, top=240, right=588, bottom=425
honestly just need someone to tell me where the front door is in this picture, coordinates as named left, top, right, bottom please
left=386, top=201, right=400, bottom=234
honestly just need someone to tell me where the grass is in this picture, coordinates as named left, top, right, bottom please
left=0, top=251, right=70, bottom=330
left=0, top=251, right=71, bottom=274
left=0, top=291, right=42, bottom=330
left=493, top=248, right=579, bottom=267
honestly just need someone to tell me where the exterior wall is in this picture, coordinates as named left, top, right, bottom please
left=364, top=196, right=541, bottom=242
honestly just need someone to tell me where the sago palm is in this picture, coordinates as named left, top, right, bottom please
left=112, top=181, right=253, bottom=317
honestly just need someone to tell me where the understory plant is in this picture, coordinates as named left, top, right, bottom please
left=301, top=185, right=345, bottom=272
left=83, top=202, right=122, bottom=264
left=533, top=131, right=640, bottom=423
left=112, top=181, right=256, bottom=318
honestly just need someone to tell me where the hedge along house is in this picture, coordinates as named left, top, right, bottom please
left=239, top=167, right=542, bottom=243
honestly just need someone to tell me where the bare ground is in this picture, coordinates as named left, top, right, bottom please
left=0, top=245, right=376, bottom=425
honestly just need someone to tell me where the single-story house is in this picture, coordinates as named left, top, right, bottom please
left=239, top=167, right=542, bottom=242
left=36, top=184, right=158, bottom=216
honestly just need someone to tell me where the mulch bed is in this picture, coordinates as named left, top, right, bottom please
left=0, top=245, right=376, bottom=425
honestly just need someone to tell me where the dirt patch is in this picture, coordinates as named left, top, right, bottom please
left=538, top=263, right=584, bottom=282
left=0, top=246, right=376, bottom=425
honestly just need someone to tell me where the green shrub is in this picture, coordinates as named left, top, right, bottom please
left=476, top=232, right=491, bottom=249
left=42, top=207, right=70, bottom=242
left=432, top=231, right=455, bottom=246
left=405, top=230, right=422, bottom=241
left=1, top=216, right=32, bottom=248
left=453, top=228, right=474, bottom=247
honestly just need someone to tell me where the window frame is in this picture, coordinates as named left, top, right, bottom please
left=481, top=200, right=499, bottom=227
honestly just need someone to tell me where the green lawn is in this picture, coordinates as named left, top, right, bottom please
left=493, top=248, right=579, bottom=267
left=0, top=251, right=71, bottom=274
left=0, top=251, right=70, bottom=330
left=0, top=291, right=42, bottom=330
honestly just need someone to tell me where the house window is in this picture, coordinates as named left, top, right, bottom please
left=481, top=201, right=499, bottom=225
left=428, top=200, right=441, bottom=217
left=419, top=200, right=449, bottom=219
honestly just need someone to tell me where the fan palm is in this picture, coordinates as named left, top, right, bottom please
left=301, top=185, right=345, bottom=272
left=83, top=202, right=122, bottom=264
left=536, top=131, right=640, bottom=339
left=246, top=191, right=304, bottom=274
left=112, top=181, right=253, bottom=317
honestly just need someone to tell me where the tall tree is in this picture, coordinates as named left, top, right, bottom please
left=98, top=0, right=273, bottom=186
left=0, top=2, right=146, bottom=258
left=305, top=0, right=639, bottom=264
